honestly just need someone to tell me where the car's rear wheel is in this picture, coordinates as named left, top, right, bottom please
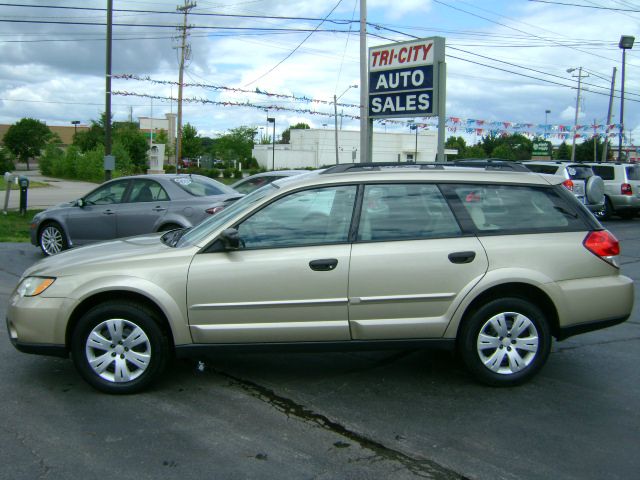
left=39, top=222, right=68, bottom=256
left=71, top=302, right=170, bottom=394
left=459, top=297, right=551, bottom=386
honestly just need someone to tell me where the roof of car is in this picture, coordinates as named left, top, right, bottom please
left=270, top=162, right=561, bottom=191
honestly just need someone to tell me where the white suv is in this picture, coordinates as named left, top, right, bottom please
left=523, top=161, right=605, bottom=213
left=585, top=162, right=640, bottom=219
left=7, top=162, right=634, bottom=393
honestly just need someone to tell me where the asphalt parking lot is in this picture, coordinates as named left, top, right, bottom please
left=1, top=219, right=639, bottom=480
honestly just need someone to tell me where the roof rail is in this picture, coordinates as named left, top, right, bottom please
left=321, top=160, right=532, bottom=174
left=320, top=162, right=444, bottom=174
left=454, top=159, right=530, bottom=172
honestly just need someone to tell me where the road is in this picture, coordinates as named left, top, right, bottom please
left=0, top=219, right=639, bottom=480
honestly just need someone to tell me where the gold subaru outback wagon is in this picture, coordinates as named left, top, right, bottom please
left=7, top=163, right=634, bottom=393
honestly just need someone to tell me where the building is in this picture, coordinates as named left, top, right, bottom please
left=0, top=123, right=89, bottom=148
left=139, top=113, right=176, bottom=146
left=252, top=128, right=449, bottom=169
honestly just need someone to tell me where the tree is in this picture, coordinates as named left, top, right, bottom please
left=73, top=113, right=109, bottom=152
left=445, top=136, right=467, bottom=160
left=280, top=122, right=310, bottom=144
left=2, top=118, right=52, bottom=170
left=555, top=141, right=571, bottom=160
left=574, top=137, right=605, bottom=163
left=113, top=122, right=148, bottom=171
left=212, top=126, right=258, bottom=164
left=463, top=145, right=487, bottom=159
left=181, top=123, right=202, bottom=160
left=154, top=129, right=174, bottom=160
left=491, top=144, right=516, bottom=160
left=0, top=147, right=15, bottom=173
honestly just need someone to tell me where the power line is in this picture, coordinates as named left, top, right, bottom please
left=243, top=0, right=344, bottom=87
left=528, top=0, right=640, bottom=12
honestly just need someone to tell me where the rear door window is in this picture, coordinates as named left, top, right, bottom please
left=357, top=184, right=461, bottom=241
left=445, top=184, right=587, bottom=233
left=566, top=165, right=593, bottom=180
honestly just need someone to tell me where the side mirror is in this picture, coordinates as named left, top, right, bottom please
left=76, top=199, right=85, bottom=208
left=220, top=228, right=243, bottom=250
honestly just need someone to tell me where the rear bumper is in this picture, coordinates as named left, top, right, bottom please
left=556, top=315, right=629, bottom=340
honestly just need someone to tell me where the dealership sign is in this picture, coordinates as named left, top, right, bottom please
left=368, top=37, right=445, bottom=119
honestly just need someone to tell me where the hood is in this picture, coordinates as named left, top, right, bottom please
left=25, top=233, right=175, bottom=277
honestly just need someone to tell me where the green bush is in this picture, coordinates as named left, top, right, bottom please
left=164, top=164, right=176, bottom=173
left=0, top=148, right=16, bottom=173
left=233, top=169, right=243, bottom=179
left=222, top=168, right=233, bottom=178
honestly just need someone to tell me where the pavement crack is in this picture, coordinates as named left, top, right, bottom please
left=211, top=367, right=467, bottom=480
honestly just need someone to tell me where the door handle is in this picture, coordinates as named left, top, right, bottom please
left=309, top=258, right=338, bottom=271
left=448, top=251, right=476, bottom=264
left=103, top=209, right=115, bottom=215
left=152, top=206, right=167, bottom=212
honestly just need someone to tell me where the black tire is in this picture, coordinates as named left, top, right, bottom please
left=595, top=197, right=613, bottom=220
left=458, top=297, right=551, bottom=387
left=71, top=301, right=170, bottom=394
left=39, top=222, right=68, bottom=256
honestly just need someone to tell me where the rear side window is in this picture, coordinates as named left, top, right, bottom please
left=447, top=184, right=587, bottom=233
left=626, top=166, right=640, bottom=180
left=566, top=165, right=593, bottom=180
left=591, top=165, right=614, bottom=180
left=357, top=184, right=461, bottom=241
left=172, top=176, right=232, bottom=196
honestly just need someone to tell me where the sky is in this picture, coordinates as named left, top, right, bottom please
left=0, top=0, right=639, bottom=147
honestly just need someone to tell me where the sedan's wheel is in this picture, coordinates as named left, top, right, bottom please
left=71, top=302, right=169, bottom=394
left=39, top=223, right=68, bottom=256
left=459, top=297, right=551, bottom=386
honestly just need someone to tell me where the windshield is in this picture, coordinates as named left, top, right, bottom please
left=176, top=183, right=278, bottom=247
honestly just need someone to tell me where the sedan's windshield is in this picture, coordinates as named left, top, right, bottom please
left=176, top=183, right=277, bottom=247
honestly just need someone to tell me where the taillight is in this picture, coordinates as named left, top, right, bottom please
left=621, top=183, right=632, bottom=196
left=562, top=179, right=574, bottom=191
left=206, top=206, right=226, bottom=215
left=583, top=230, right=620, bottom=266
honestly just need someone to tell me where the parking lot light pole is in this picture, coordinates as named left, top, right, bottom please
left=334, top=84, right=358, bottom=164
left=267, top=117, right=275, bottom=170
left=618, top=35, right=635, bottom=161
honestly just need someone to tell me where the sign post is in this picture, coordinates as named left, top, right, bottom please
left=368, top=37, right=446, bottom=160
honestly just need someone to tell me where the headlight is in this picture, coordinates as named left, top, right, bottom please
left=16, top=277, right=56, bottom=297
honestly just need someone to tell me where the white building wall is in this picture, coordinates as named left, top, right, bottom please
left=252, top=128, right=439, bottom=169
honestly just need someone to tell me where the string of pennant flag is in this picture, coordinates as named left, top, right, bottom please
left=113, top=74, right=624, bottom=141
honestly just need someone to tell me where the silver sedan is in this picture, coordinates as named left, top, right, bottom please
left=30, top=174, right=242, bottom=255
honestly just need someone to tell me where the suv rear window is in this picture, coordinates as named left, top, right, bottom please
left=591, top=165, right=614, bottom=180
left=446, top=184, right=587, bottom=233
left=626, top=165, right=640, bottom=180
left=565, top=165, right=593, bottom=180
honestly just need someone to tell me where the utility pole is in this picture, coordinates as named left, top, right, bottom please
left=104, top=0, right=113, bottom=181
left=175, top=1, right=196, bottom=170
left=359, top=0, right=371, bottom=163
left=568, top=67, right=587, bottom=163
left=602, top=67, right=617, bottom=162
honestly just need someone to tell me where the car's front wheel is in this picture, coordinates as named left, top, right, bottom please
left=71, top=301, right=170, bottom=394
left=459, top=297, right=551, bottom=386
left=39, top=222, right=68, bottom=256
